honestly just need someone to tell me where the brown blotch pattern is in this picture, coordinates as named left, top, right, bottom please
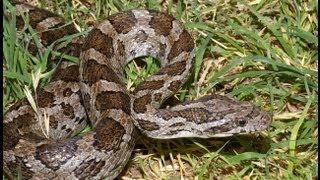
left=157, top=60, right=186, bottom=76
left=93, top=117, right=125, bottom=151
left=82, top=59, right=122, bottom=86
left=37, top=89, right=55, bottom=108
left=137, top=119, right=160, bottom=131
left=157, top=108, right=211, bottom=124
left=41, top=23, right=78, bottom=45
left=4, top=112, right=36, bottom=150
left=67, top=39, right=85, bottom=57
left=82, top=29, right=114, bottom=58
left=74, top=159, right=106, bottom=179
left=95, top=91, right=131, bottom=115
left=167, top=30, right=194, bottom=61
left=168, top=80, right=182, bottom=91
left=135, top=80, right=165, bottom=92
left=61, top=102, right=75, bottom=119
left=149, top=11, right=174, bottom=36
left=133, top=94, right=152, bottom=113
left=52, top=65, right=80, bottom=82
left=35, top=138, right=79, bottom=171
left=3, top=123, right=21, bottom=150
left=108, top=11, right=136, bottom=34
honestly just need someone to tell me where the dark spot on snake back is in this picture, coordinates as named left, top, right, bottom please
left=134, top=80, right=165, bottom=92
left=3, top=122, right=25, bottom=150
left=41, top=23, right=78, bottom=45
left=52, top=65, right=80, bottom=82
left=82, top=59, right=122, bottom=86
left=149, top=11, right=174, bottom=36
left=133, top=94, right=152, bottom=113
left=95, top=91, right=131, bottom=115
left=156, top=60, right=187, bottom=76
left=82, top=28, right=114, bottom=59
left=167, top=30, right=194, bottom=61
left=61, top=102, right=75, bottom=119
left=74, top=159, right=106, bottom=178
left=36, top=89, right=55, bottom=108
left=93, top=117, right=125, bottom=151
left=108, top=11, right=137, bottom=34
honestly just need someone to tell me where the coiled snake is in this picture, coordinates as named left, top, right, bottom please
left=4, top=1, right=272, bottom=179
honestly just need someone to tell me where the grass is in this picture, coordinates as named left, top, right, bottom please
left=3, top=0, right=318, bottom=179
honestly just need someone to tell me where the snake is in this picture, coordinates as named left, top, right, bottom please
left=4, top=1, right=272, bottom=179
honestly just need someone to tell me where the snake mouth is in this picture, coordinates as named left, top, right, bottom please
left=209, top=128, right=269, bottom=138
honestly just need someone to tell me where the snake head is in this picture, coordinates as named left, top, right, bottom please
left=205, top=102, right=272, bottom=137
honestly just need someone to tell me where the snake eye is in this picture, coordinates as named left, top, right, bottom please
left=238, top=120, right=247, bottom=127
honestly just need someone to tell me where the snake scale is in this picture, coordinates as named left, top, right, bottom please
left=4, top=1, right=272, bottom=179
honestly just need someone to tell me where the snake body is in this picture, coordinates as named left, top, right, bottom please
left=4, top=2, right=272, bottom=179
